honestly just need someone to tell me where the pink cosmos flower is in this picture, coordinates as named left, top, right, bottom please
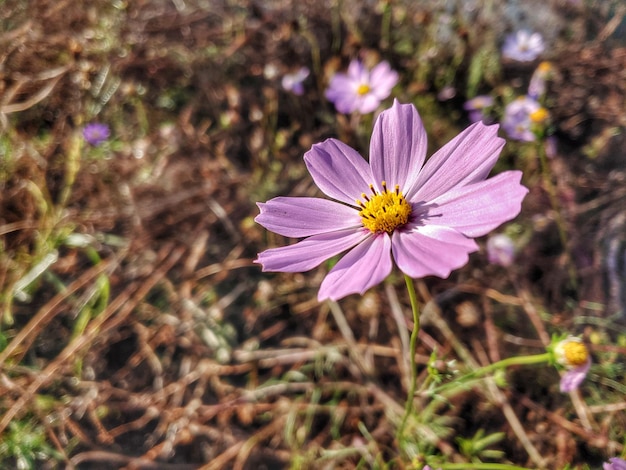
left=560, top=359, right=591, bottom=392
left=325, top=59, right=398, bottom=114
left=554, top=336, right=592, bottom=393
left=255, top=101, right=528, bottom=301
left=604, top=457, right=626, bottom=470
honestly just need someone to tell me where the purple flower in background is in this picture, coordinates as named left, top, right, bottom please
left=486, top=233, right=516, bottom=267
left=604, top=458, right=626, bottom=470
left=83, top=122, right=110, bottom=146
left=502, top=96, right=543, bottom=142
left=255, top=101, right=528, bottom=301
left=325, top=59, right=398, bottom=114
left=502, top=30, right=545, bottom=62
left=281, top=67, right=310, bottom=96
left=528, top=61, right=554, bottom=100
left=463, top=95, right=494, bottom=123
left=554, top=337, right=591, bottom=393
left=545, top=136, right=558, bottom=159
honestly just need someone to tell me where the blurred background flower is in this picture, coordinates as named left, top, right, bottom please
left=463, top=95, right=494, bottom=123
left=325, top=59, right=398, bottom=114
left=502, top=30, right=545, bottom=62
left=604, top=457, right=626, bottom=470
left=501, top=96, right=543, bottom=142
left=528, top=61, right=554, bottom=100
left=281, top=66, right=310, bottom=95
left=486, top=233, right=516, bottom=267
left=554, top=337, right=591, bottom=393
left=82, top=122, right=110, bottom=146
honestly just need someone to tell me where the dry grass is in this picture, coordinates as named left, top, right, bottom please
left=0, top=0, right=625, bottom=469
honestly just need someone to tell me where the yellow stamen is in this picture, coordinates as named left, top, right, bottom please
left=555, top=337, right=589, bottom=368
left=530, top=107, right=549, bottom=123
left=358, top=181, right=411, bottom=234
left=562, top=341, right=589, bottom=367
left=537, top=61, right=553, bottom=74
left=357, top=83, right=371, bottom=95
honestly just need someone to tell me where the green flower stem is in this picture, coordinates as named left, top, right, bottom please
left=397, top=274, right=421, bottom=440
left=440, top=464, right=531, bottom=470
left=537, top=141, right=576, bottom=289
left=429, top=352, right=551, bottom=397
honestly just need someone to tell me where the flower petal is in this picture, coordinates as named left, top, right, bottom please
left=425, top=171, right=528, bottom=237
left=304, top=139, right=373, bottom=205
left=605, top=458, right=626, bottom=470
left=559, top=359, right=591, bottom=393
left=409, top=121, right=505, bottom=202
left=347, top=59, right=367, bottom=82
left=357, top=94, right=381, bottom=114
left=255, top=228, right=369, bottom=273
left=325, top=75, right=352, bottom=100
left=370, top=100, right=427, bottom=193
left=318, top=234, right=392, bottom=301
left=334, top=95, right=360, bottom=114
left=369, top=61, right=398, bottom=98
left=392, top=225, right=478, bottom=278
left=255, top=197, right=361, bottom=238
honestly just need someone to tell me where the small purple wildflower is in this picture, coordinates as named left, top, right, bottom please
left=501, top=96, right=544, bottom=142
left=83, top=123, right=110, bottom=146
left=463, top=95, right=494, bottom=123
left=528, top=61, right=554, bottom=100
left=545, top=136, right=558, bottom=159
left=486, top=233, right=516, bottom=267
left=281, top=67, right=310, bottom=96
left=325, top=59, right=398, bottom=114
left=502, top=30, right=545, bottom=62
left=437, top=85, right=456, bottom=101
left=604, top=458, right=626, bottom=470
left=554, top=337, right=591, bottom=393
left=560, top=360, right=591, bottom=392
left=255, top=100, right=528, bottom=301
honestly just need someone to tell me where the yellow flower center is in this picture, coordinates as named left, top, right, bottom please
left=357, top=83, right=371, bottom=95
left=537, top=61, right=553, bottom=74
left=530, top=107, right=549, bottom=123
left=562, top=340, right=589, bottom=367
left=357, top=181, right=412, bottom=234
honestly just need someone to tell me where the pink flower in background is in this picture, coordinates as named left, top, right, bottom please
left=528, top=61, right=554, bottom=100
left=325, top=59, right=398, bottom=114
left=502, top=30, right=545, bottom=62
left=255, top=101, right=528, bottom=301
left=501, top=96, right=544, bottom=142
left=604, top=457, right=626, bottom=470
left=486, top=233, right=516, bottom=267
left=281, top=67, right=310, bottom=95
left=83, top=122, right=110, bottom=146
left=463, top=95, right=494, bottom=123
left=554, top=337, right=591, bottom=393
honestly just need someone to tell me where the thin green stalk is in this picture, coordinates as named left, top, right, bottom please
left=537, top=141, right=577, bottom=289
left=428, top=352, right=551, bottom=396
left=397, top=274, right=420, bottom=440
